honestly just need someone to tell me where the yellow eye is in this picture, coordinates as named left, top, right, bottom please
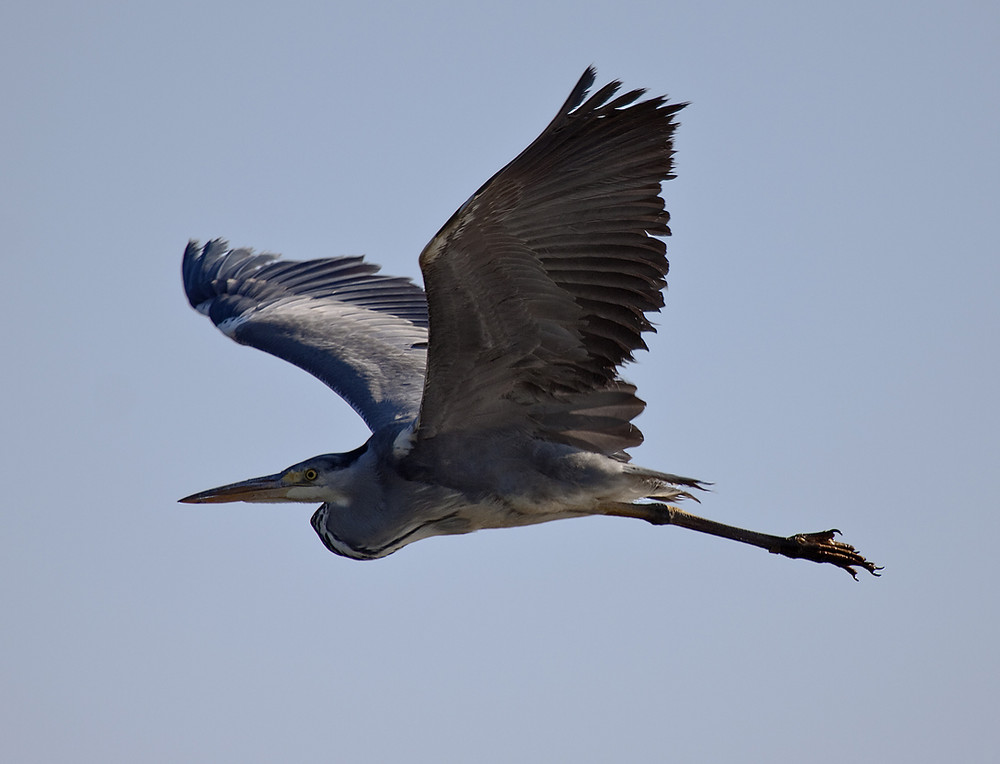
left=304, top=468, right=318, bottom=481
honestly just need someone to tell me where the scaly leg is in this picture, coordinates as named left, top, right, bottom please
left=601, top=501, right=881, bottom=579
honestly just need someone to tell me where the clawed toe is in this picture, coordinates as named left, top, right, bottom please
left=772, top=529, right=883, bottom=579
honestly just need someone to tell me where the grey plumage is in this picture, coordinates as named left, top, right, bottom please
left=180, top=68, right=880, bottom=577
left=183, top=244, right=428, bottom=430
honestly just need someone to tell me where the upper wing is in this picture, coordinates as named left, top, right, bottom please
left=415, top=68, right=685, bottom=456
left=183, top=239, right=429, bottom=432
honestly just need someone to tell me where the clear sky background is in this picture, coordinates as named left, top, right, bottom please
left=2, top=1, right=997, bottom=761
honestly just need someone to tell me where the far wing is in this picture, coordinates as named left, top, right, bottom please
left=183, top=240, right=428, bottom=432
left=415, top=68, right=685, bottom=456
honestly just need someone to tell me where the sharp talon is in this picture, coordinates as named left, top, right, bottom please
left=776, top=529, right=882, bottom=578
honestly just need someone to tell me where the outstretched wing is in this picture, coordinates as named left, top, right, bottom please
left=183, top=239, right=428, bottom=431
left=415, top=68, right=685, bottom=456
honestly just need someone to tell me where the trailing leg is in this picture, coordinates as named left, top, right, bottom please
left=599, top=501, right=881, bottom=579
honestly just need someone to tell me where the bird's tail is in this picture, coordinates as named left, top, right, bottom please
left=621, top=464, right=710, bottom=503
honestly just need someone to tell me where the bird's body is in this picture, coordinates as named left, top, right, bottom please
left=321, top=428, right=704, bottom=560
left=181, top=68, right=879, bottom=577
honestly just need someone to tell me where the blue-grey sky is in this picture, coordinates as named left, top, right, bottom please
left=3, top=1, right=998, bottom=761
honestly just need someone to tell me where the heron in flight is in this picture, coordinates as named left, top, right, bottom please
left=181, top=68, right=879, bottom=578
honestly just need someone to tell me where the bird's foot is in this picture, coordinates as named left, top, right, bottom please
left=770, top=529, right=882, bottom=580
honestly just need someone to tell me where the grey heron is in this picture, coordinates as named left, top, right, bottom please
left=180, top=68, right=879, bottom=578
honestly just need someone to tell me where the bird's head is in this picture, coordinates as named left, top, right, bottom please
left=179, top=444, right=369, bottom=506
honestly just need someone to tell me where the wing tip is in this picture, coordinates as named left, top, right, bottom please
left=558, top=66, right=599, bottom=116
left=182, top=238, right=231, bottom=310
left=182, top=238, right=282, bottom=312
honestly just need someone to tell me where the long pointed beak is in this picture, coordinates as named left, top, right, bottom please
left=179, top=472, right=291, bottom=504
